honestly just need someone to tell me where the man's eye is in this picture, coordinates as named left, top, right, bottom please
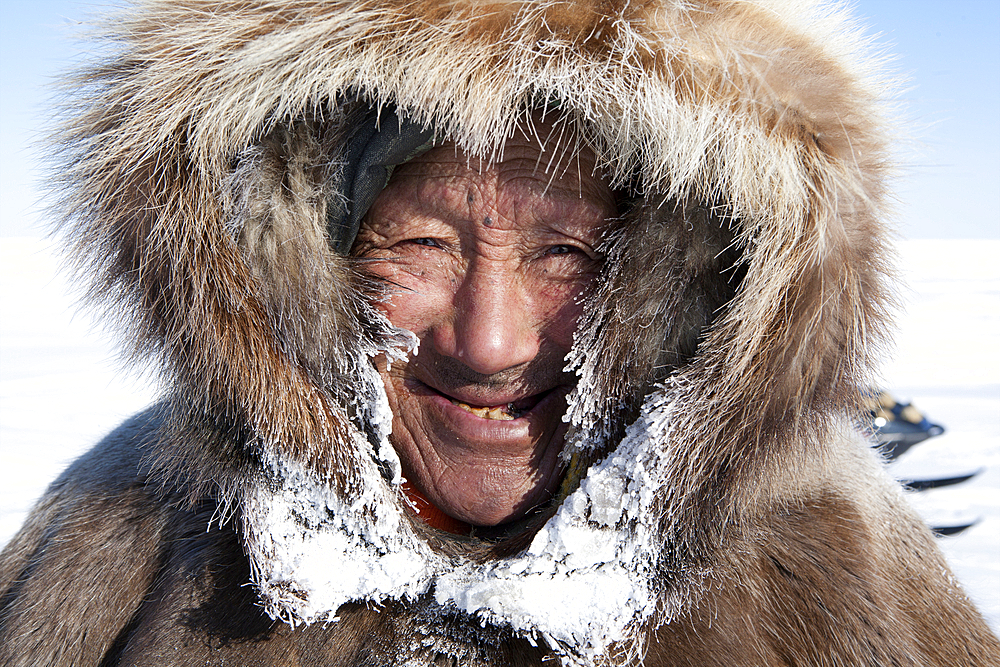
left=545, top=245, right=575, bottom=256
left=545, top=244, right=599, bottom=260
left=408, top=238, right=441, bottom=248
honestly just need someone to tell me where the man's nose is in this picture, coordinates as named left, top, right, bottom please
left=443, top=266, right=540, bottom=375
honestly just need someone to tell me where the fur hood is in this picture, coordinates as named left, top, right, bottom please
left=51, top=0, right=897, bottom=663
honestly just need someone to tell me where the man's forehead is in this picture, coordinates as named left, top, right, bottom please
left=386, top=138, right=615, bottom=214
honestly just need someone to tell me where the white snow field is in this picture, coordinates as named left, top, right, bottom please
left=1, top=236, right=997, bottom=633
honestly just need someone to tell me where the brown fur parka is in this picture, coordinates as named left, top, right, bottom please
left=1, top=1, right=998, bottom=665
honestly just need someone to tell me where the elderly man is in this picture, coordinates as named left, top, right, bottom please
left=1, top=1, right=998, bottom=666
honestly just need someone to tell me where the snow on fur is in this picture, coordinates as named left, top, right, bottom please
left=242, top=344, right=437, bottom=624
left=244, top=442, right=439, bottom=625
left=244, top=371, right=688, bottom=665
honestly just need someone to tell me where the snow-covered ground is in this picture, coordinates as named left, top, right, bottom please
left=877, top=239, right=1000, bottom=632
left=0, top=236, right=997, bottom=633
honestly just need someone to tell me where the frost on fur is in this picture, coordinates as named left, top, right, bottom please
left=242, top=374, right=689, bottom=666
left=243, top=342, right=430, bottom=624
left=244, top=437, right=439, bottom=625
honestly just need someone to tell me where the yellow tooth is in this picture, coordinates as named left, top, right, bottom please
left=454, top=400, right=516, bottom=420
left=488, top=406, right=515, bottom=421
left=465, top=404, right=487, bottom=418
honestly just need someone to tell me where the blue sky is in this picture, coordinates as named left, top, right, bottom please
left=1, top=1, right=998, bottom=238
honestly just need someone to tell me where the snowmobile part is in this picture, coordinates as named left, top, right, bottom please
left=899, top=470, right=982, bottom=493
left=931, top=521, right=979, bottom=537
left=863, top=389, right=945, bottom=461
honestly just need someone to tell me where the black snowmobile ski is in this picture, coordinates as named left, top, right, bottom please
left=899, top=469, right=983, bottom=493
left=931, top=520, right=979, bottom=537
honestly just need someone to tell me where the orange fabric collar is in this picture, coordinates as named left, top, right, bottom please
left=401, top=479, right=473, bottom=535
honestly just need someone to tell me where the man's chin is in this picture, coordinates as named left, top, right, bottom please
left=418, top=460, right=565, bottom=527
left=392, top=406, right=569, bottom=526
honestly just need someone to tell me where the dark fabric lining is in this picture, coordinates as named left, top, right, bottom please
left=327, top=104, right=437, bottom=254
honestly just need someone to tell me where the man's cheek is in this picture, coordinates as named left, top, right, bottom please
left=383, top=271, right=456, bottom=334
left=537, top=282, right=590, bottom=349
left=379, top=289, right=439, bottom=339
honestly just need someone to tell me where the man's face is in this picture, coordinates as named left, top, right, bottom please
left=354, top=127, right=615, bottom=527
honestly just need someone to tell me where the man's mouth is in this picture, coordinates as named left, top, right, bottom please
left=444, top=392, right=549, bottom=421
left=449, top=399, right=521, bottom=420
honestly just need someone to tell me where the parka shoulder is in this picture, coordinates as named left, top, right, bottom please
left=0, top=409, right=170, bottom=666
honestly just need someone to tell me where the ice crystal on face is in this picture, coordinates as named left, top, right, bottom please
left=353, top=323, right=417, bottom=485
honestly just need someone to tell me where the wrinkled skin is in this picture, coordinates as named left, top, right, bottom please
left=354, top=126, right=615, bottom=526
